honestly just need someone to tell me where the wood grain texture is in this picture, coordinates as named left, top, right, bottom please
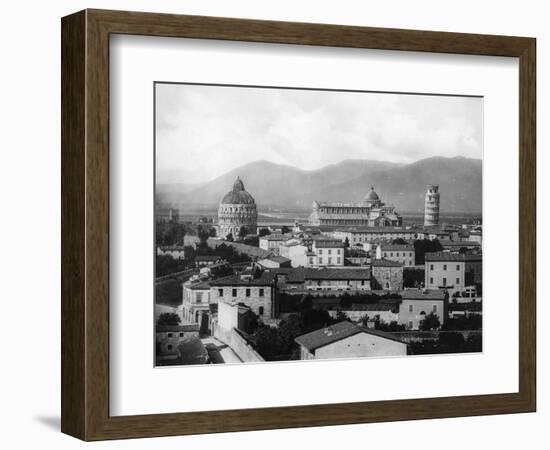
left=61, top=9, right=537, bottom=441
left=61, top=10, right=86, bottom=439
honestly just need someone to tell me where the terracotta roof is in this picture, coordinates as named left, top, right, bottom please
left=425, top=252, right=482, bottom=262
left=314, top=240, right=345, bottom=248
left=260, top=234, right=291, bottom=241
left=379, top=244, right=414, bottom=251
left=295, top=321, right=404, bottom=351
left=334, top=227, right=414, bottom=234
left=400, top=289, right=446, bottom=300
left=209, top=275, right=273, bottom=287
left=156, top=324, right=200, bottom=333
left=287, top=267, right=370, bottom=282
left=186, top=281, right=211, bottom=290
left=372, top=258, right=403, bottom=267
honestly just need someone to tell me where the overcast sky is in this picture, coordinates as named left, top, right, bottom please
left=155, top=83, right=482, bottom=185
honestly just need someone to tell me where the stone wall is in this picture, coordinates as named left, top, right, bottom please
left=214, top=326, right=264, bottom=363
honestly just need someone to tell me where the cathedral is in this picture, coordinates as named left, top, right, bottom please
left=217, top=177, right=258, bottom=239
left=309, top=186, right=402, bottom=228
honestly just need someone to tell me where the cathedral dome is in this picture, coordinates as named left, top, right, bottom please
left=221, top=177, right=256, bottom=205
left=364, top=186, right=380, bottom=202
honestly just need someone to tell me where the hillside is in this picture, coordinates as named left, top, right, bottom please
left=156, top=156, right=482, bottom=214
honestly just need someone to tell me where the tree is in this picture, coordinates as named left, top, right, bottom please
left=413, top=239, right=443, bottom=265
left=157, top=312, right=181, bottom=326
left=254, top=325, right=283, bottom=361
left=344, top=237, right=350, bottom=248
left=197, top=225, right=210, bottom=247
left=335, top=311, right=350, bottom=322
left=277, top=314, right=303, bottom=354
left=281, top=225, right=290, bottom=234
left=259, top=228, right=271, bottom=237
left=238, top=226, right=248, bottom=240
left=419, top=312, right=441, bottom=331
left=226, top=233, right=234, bottom=242
left=156, top=254, right=187, bottom=277
left=392, top=238, right=408, bottom=245
left=403, top=267, right=425, bottom=288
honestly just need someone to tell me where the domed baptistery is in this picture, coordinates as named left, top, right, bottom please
left=217, top=177, right=258, bottom=239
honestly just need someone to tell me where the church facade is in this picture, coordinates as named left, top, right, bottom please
left=217, top=177, right=258, bottom=239
left=309, top=186, right=402, bottom=228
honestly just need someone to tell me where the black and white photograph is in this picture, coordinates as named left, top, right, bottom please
left=154, top=83, right=483, bottom=366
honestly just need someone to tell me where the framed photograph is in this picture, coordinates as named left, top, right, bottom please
left=61, top=9, right=536, bottom=441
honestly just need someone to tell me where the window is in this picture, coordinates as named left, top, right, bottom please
left=408, top=321, right=413, bottom=329
left=259, top=306, right=264, bottom=316
left=196, top=292, right=202, bottom=303
left=430, top=264, right=434, bottom=271
left=433, top=305, right=438, bottom=313
left=319, top=249, right=323, bottom=255
left=430, top=277, right=433, bottom=284
left=408, top=304, right=413, bottom=312
left=246, top=288, right=250, bottom=297
left=337, top=249, right=341, bottom=255
left=337, top=257, right=341, bottom=264
left=456, top=277, right=460, bottom=284
left=328, top=249, right=332, bottom=255
left=232, top=288, right=237, bottom=297
left=179, top=332, right=184, bottom=337
left=328, top=257, right=332, bottom=264
left=167, top=344, right=173, bottom=350
left=390, top=252, right=393, bottom=257
left=361, top=280, right=365, bottom=286
left=218, top=288, right=223, bottom=297
left=456, top=264, right=460, bottom=271
left=167, top=333, right=173, bottom=338
left=443, top=277, right=447, bottom=286
left=385, top=282, right=390, bottom=289
left=443, top=264, right=447, bottom=271
left=259, top=288, right=264, bottom=297
left=319, top=258, right=323, bottom=264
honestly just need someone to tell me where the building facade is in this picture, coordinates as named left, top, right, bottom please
left=398, top=290, right=447, bottom=330
left=424, top=184, right=440, bottom=226
left=209, top=275, right=276, bottom=319
left=376, top=244, right=415, bottom=266
left=181, top=281, right=212, bottom=324
left=309, top=186, right=402, bottom=228
left=424, top=252, right=482, bottom=295
left=217, top=177, right=258, bottom=239
left=285, top=267, right=371, bottom=292
left=309, top=239, right=345, bottom=267
left=371, top=259, right=404, bottom=290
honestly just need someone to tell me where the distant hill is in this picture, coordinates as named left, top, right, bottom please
left=157, top=156, right=482, bottom=214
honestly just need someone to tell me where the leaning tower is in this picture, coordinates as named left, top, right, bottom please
left=424, top=185, right=440, bottom=226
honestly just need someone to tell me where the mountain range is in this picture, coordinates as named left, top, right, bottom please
left=156, top=156, right=482, bottom=214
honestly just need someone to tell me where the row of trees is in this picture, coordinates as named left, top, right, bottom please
left=409, top=332, right=482, bottom=354
left=253, top=310, right=339, bottom=361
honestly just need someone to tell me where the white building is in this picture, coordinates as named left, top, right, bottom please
left=258, top=234, right=291, bottom=255
left=398, top=289, right=447, bottom=330
left=310, top=239, right=345, bottom=267
left=279, top=242, right=309, bottom=268
left=376, top=243, right=415, bottom=267
left=295, top=321, right=407, bottom=360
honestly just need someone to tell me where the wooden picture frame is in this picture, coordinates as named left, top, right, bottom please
left=61, top=9, right=536, bottom=441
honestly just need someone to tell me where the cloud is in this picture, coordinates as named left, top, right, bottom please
left=155, top=83, right=482, bottom=184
